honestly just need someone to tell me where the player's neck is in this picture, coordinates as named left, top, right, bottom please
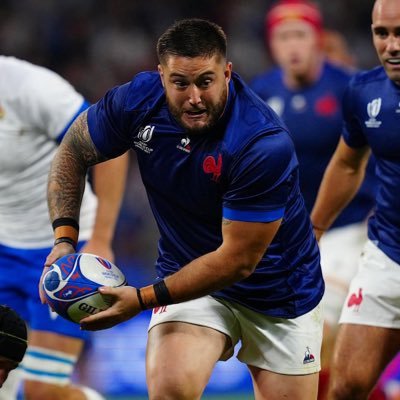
left=283, top=56, right=324, bottom=90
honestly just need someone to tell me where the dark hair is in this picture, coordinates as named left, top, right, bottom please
left=0, top=305, right=27, bottom=363
left=157, top=18, right=227, bottom=64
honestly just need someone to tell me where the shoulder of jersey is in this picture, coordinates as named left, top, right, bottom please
left=124, top=71, right=164, bottom=112
left=351, top=66, right=387, bottom=87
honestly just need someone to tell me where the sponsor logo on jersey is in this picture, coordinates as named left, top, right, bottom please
left=365, top=98, right=382, bottom=128
left=203, top=153, right=222, bottom=182
left=347, top=287, right=363, bottom=311
left=303, top=347, right=315, bottom=364
left=177, top=136, right=191, bottom=153
left=396, top=101, right=400, bottom=114
left=134, top=125, right=154, bottom=153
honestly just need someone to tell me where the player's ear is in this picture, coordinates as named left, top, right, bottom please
left=225, top=62, right=232, bottom=83
left=158, top=65, right=165, bottom=87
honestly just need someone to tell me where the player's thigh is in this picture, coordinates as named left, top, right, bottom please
left=248, top=365, right=319, bottom=400
left=231, top=301, right=323, bottom=376
left=23, top=300, right=88, bottom=386
left=319, top=223, right=366, bottom=327
left=28, top=330, right=84, bottom=355
left=146, top=296, right=239, bottom=396
left=147, top=322, right=230, bottom=396
left=332, top=324, right=400, bottom=388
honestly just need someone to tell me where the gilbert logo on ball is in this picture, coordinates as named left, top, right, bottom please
left=43, top=253, right=127, bottom=323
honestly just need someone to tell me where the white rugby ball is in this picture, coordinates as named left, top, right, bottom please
left=43, top=253, right=126, bottom=323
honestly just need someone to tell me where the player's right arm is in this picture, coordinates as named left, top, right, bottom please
left=311, top=137, right=371, bottom=240
left=40, top=111, right=108, bottom=302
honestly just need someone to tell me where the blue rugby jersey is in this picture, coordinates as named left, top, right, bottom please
left=250, top=62, right=377, bottom=228
left=87, top=71, right=324, bottom=318
left=342, top=66, right=400, bottom=264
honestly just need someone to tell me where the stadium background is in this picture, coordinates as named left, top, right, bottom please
left=0, top=1, right=383, bottom=399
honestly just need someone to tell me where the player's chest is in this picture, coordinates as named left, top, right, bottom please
left=359, top=96, right=400, bottom=158
left=0, top=110, right=52, bottom=172
left=132, top=124, right=228, bottom=199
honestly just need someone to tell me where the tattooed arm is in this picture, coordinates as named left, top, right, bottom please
left=40, top=111, right=112, bottom=303
left=47, top=110, right=108, bottom=223
left=61, top=111, right=129, bottom=262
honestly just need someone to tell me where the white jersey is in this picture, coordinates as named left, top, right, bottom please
left=0, top=56, right=97, bottom=248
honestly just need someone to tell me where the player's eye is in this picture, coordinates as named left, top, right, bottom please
left=199, top=78, right=212, bottom=88
left=374, top=28, right=388, bottom=39
left=173, top=80, right=188, bottom=89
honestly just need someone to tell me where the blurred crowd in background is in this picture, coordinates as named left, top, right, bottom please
left=0, top=0, right=378, bottom=290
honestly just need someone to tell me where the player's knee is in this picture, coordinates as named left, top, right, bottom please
left=148, top=369, right=204, bottom=400
left=24, top=380, right=62, bottom=400
left=149, top=385, right=203, bottom=400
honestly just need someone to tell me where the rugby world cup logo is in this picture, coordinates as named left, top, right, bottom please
left=137, top=125, right=154, bottom=142
left=134, top=125, right=155, bottom=154
left=365, top=98, right=382, bottom=128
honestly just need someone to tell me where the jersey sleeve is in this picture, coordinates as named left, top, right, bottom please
left=342, top=77, right=368, bottom=148
left=222, top=131, right=297, bottom=222
left=22, top=66, right=87, bottom=141
left=87, top=83, right=133, bottom=158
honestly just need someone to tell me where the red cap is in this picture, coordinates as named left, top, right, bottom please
left=266, top=0, right=323, bottom=37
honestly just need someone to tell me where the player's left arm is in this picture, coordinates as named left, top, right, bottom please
left=81, top=152, right=129, bottom=262
left=311, top=137, right=371, bottom=240
left=79, top=216, right=281, bottom=330
left=162, top=217, right=282, bottom=301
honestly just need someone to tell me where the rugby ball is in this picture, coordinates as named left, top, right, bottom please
left=42, top=253, right=127, bottom=323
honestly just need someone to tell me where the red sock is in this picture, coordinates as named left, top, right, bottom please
left=369, top=383, right=386, bottom=400
left=318, top=369, right=330, bottom=400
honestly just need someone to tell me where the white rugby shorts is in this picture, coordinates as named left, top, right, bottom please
left=319, top=222, right=367, bottom=326
left=339, top=240, right=400, bottom=328
left=149, top=295, right=323, bottom=375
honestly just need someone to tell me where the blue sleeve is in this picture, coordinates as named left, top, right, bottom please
left=222, top=132, right=297, bottom=222
left=342, top=78, right=368, bottom=149
left=56, top=100, right=90, bottom=143
left=87, top=83, right=133, bottom=158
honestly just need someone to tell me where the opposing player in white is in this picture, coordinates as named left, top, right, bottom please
left=0, top=56, right=128, bottom=400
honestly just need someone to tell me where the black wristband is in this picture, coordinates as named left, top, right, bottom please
left=136, top=288, right=146, bottom=311
left=52, top=218, right=79, bottom=232
left=54, top=237, right=77, bottom=250
left=153, top=280, right=173, bottom=306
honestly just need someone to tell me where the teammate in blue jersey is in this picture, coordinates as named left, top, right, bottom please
left=249, top=1, right=377, bottom=397
left=311, top=0, right=400, bottom=398
left=0, top=56, right=128, bottom=400
left=42, top=18, right=324, bottom=399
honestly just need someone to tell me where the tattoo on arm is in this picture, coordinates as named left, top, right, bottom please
left=222, top=218, right=232, bottom=226
left=48, top=111, right=108, bottom=221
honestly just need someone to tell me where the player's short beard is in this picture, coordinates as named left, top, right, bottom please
left=167, top=85, right=228, bottom=136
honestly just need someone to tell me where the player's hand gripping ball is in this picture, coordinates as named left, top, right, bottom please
left=42, top=253, right=127, bottom=323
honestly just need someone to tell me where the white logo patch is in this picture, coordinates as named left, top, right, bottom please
left=365, top=98, right=382, bottom=128
left=266, top=97, right=284, bottom=117
left=176, top=136, right=191, bottom=153
left=134, top=125, right=154, bottom=153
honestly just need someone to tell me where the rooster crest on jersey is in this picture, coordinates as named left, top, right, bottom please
left=43, top=253, right=127, bottom=323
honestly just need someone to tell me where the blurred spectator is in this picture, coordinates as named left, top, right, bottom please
left=322, top=29, right=357, bottom=70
